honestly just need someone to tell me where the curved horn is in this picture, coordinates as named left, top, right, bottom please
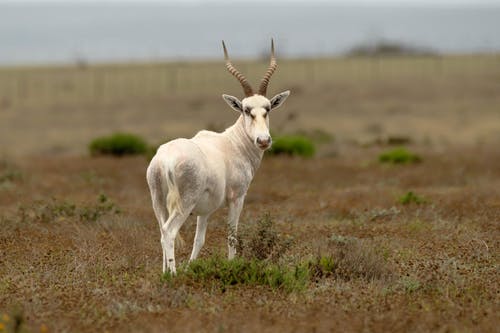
left=258, top=39, right=278, bottom=96
left=222, top=40, right=254, bottom=97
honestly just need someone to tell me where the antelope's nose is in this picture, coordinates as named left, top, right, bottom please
left=257, top=136, right=272, bottom=148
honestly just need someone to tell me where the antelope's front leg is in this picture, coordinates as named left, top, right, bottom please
left=227, top=196, right=245, bottom=260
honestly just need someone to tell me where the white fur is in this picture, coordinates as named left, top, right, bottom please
left=146, top=92, right=289, bottom=274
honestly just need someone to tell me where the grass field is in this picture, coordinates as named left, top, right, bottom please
left=0, top=55, right=499, bottom=332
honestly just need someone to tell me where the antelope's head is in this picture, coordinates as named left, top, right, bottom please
left=221, top=40, right=290, bottom=151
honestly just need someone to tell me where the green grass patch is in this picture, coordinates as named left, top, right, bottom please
left=163, top=255, right=310, bottom=293
left=89, top=133, right=148, bottom=157
left=269, top=135, right=315, bottom=157
left=399, top=191, right=427, bottom=205
left=379, top=147, right=421, bottom=164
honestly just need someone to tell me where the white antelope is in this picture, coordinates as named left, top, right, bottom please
left=146, top=40, right=290, bottom=273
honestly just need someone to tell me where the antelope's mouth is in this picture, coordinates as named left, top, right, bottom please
left=257, top=142, right=271, bottom=150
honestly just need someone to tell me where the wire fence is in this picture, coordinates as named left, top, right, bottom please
left=0, top=55, right=498, bottom=110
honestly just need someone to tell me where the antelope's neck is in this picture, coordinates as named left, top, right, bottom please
left=224, top=116, right=263, bottom=176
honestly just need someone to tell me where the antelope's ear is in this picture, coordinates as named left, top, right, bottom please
left=269, top=90, right=290, bottom=111
left=222, top=94, right=243, bottom=113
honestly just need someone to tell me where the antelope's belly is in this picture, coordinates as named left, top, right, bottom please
left=191, top=188, right=224, bottom=215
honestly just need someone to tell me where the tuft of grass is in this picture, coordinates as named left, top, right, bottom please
left=400, top=277, right=422, bottom=293
left=268, top=135, right=315, bottom=157
left=308, top=255, right=336, bottom=280
left=162, top=255, right=310, bottom=293
left=379, top=147, right=421, bottom=164
left=399, top=191, right=427, bottom=205
left=323, top=234, right=393, bottom=281
left=89, top=133, right=148, bottom=157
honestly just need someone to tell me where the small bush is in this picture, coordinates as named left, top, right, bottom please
left=269, top=135, right=315, bottom=157
left=237, top=213, right=293, bottom=262
left=89, top=133, right=148, bottom=157
left=379, top=147, right=421, bottom=164
left=399, top=191, right=426, bottom=205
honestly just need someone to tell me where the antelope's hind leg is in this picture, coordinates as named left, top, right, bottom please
left=161, top=208, right=193, bottom=274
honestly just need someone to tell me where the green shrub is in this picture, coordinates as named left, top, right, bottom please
left=89, top=133, right=148, bottom=156
left=379, top=147, right=421, bottom=164
left=269, top=135, right=315, bottom=157
left=399, top=191, right=426, bottom=205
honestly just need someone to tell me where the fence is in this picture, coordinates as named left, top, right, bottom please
left=0, top=55, right=498, bottom=111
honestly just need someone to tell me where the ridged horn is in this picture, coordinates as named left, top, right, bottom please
left=258, top=39, right=278, bottom=96
left=222, top=40, right=254, bottom=97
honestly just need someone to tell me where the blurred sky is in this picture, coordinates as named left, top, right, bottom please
left=1, top=0, right=500, bottom=4
left=1, top=0, right=499, bottom=65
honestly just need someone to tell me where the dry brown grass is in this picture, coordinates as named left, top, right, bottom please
left=0, top=145, right=499, bottom=332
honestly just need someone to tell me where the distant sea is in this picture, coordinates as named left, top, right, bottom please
left=1, top=2, right=499, bottom=65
